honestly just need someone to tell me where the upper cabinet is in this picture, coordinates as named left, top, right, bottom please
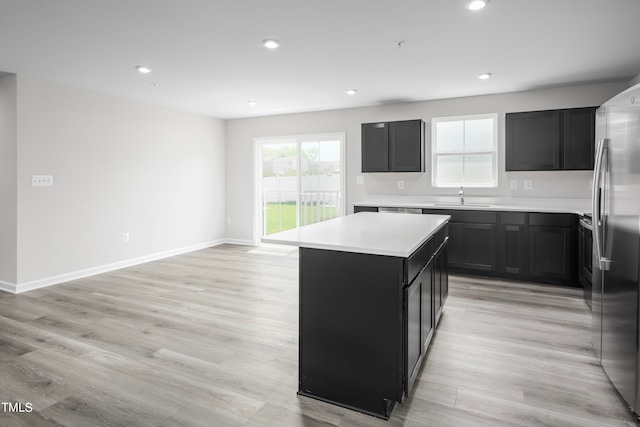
left=505, top=107, right=597, bottom=171
left=362, top=119, right=424, bottom=172
left=562, top=107, right=597, bottom=170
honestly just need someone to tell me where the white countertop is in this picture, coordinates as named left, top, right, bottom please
left=262, top=212, right=450, bottom=258
left=353, top=196, right=591, bottom=215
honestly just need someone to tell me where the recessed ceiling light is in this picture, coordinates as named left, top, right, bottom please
left=466, top=0, right=488, bottom=10
left=346, top=89, right=357, bottom=95
left=262, top=39, right=280, bottom=49
left=135, top=65, right=152, bottom=74
left=478, top=73, right=492, bottom=80
left=248, top=100, right=257, bottom=106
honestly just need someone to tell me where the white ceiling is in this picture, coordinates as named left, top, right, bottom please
left=1, top=0, right=639, bottom=120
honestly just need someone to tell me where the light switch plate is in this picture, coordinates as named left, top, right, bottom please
left=32, top=175, right=53, bottom=186
left=509, top=180, right=518, bottom=190
left=356, top=176, right=364, bottom=185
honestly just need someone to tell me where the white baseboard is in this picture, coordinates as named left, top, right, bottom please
left=13, top=239, right=226, bottom=294
left=0, top=280, right=16, bottom=294
left=222, top=238, right=255, bottom=246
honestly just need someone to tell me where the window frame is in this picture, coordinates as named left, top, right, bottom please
left=431, top=113, right=498, bottom=188
left=252, top=132, right=346, bottom=246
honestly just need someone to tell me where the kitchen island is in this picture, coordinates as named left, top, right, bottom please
left=263, top=212, right=450, bottom=419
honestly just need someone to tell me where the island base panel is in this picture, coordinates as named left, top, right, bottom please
left=297, top=391, right=395, bottom=420
left=298, top=247, right=404, bottom=419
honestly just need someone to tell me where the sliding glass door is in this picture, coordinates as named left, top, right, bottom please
left=255, top=133, right=345, bottom=242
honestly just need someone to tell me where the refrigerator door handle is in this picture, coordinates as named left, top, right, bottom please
left=592, top=138, right=611, bottom=271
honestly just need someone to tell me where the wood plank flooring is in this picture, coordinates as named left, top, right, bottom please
left=0, top=244, right=636, bottom=426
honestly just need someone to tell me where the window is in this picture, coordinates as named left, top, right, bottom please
left=431, top=114, right=498, bottom=188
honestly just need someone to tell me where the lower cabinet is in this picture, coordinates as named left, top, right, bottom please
left=529, top=213, right=577, bottom=282
left=422, top=262, right=434, bottom=350
left=424, top=209, right=497, bottom=274
left=361, top=206, right=579, bottom=286
left=404, top=262, right=429, bottom=394
left=404, top=225, right=448, bottom=396
left=451, top=223, right=497, bottom=271
left=298, top=224, right=449, bottom=420
left=497, top=212, right=528, bottom=275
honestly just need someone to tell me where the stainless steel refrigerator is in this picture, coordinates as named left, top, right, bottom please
left=592, top=82, right=640, bottom=421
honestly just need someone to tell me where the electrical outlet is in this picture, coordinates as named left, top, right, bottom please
left=397, top=180, right=404, bottom=190
left=122, top=233, right=130, bottom=242
left=524, top=180, right=533, bottom=190
left=226, top=218, right=232, bottom=226
left=356, top=176, right=364, bottom=185
left=509, top=180, right=518, bottom=190
left=32, top=175, right=53, bottom=186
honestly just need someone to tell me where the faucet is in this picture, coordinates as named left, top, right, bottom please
left=458, top=186, right=464, bottom=205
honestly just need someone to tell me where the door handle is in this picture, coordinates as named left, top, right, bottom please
left=592, top=138, right=610, bottom=271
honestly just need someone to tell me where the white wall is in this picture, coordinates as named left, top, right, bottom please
left=0, top=75, right=18, bottom=287
left=12, top=75, right=226, bottom=291
left=225, top=81, right=628, bottom=243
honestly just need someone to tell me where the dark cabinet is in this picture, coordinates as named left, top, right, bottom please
left=405, top=258, right=434, bottom=395
left=362, top=120, right=424, bottom=173
left=361, top=123, right=388, bottom=172
left=528, top=213, right=577, bottom=282
left=430, top=210, right=497, bottom=273
left=404, top=271, right=423, bottom=395
left=298, top=223, right=449, bottom=419
left=497, top=212, right=528, bottom=275
left=433, top=234, right=448, bottom=326
left=404, top=223, right=448, bottom=396
left=506, top=110, right=561, bottom=171
left=420, top=207, right=578, bottom=286
left=355, top=206, right=579, bottom=286
left=422, top=262, right=434, bottom=350
left=454, top=223, right=497, bottom=271
left=506, top=107, right=597, bottom=171
left=563, top=107, right=596, bottom=170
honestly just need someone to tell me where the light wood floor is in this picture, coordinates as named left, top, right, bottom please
left=0, top=244, right=636, bottom=426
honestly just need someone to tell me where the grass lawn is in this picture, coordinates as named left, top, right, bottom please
left=265, top=202, right=338, bottom=235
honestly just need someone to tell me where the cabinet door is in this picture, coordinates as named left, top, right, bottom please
left=389, top=120, right=424, bottom=172
left=421, top=262, right=433, bottom=353
left=455, top=223, right=497, bottom=271
left=447, top=222, right=461, bottom=267
left=362, top=122, right=389, bottom=172
left=497, top=224, right=527, bottom=275
left=433, top=250, right=442, bottom=321
left=434, top=239, right=448, bottom=326
left=506, top=110, right=561, bottom=171
left=404, top=274, right=423, bottom=394
left=440, top=241, right=448, bottom=303
left=529, top=226, right=574, bottom=280
left=562, top=107, right=596, bottom=170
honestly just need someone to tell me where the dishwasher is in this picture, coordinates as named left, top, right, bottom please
left=378, top=207, right=423, bottom=214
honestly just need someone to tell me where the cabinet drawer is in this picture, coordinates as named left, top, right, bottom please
left=529, top=213, right=575, bottom=227
left=422, top=209, right=496, bottom=223
left=500, top=212, right=527, bottom=225
left=450, top=210, right=497, bottom=224
left=433, top=224, right=448, bottom=250
left=406, top=239, right=434, bottom=285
